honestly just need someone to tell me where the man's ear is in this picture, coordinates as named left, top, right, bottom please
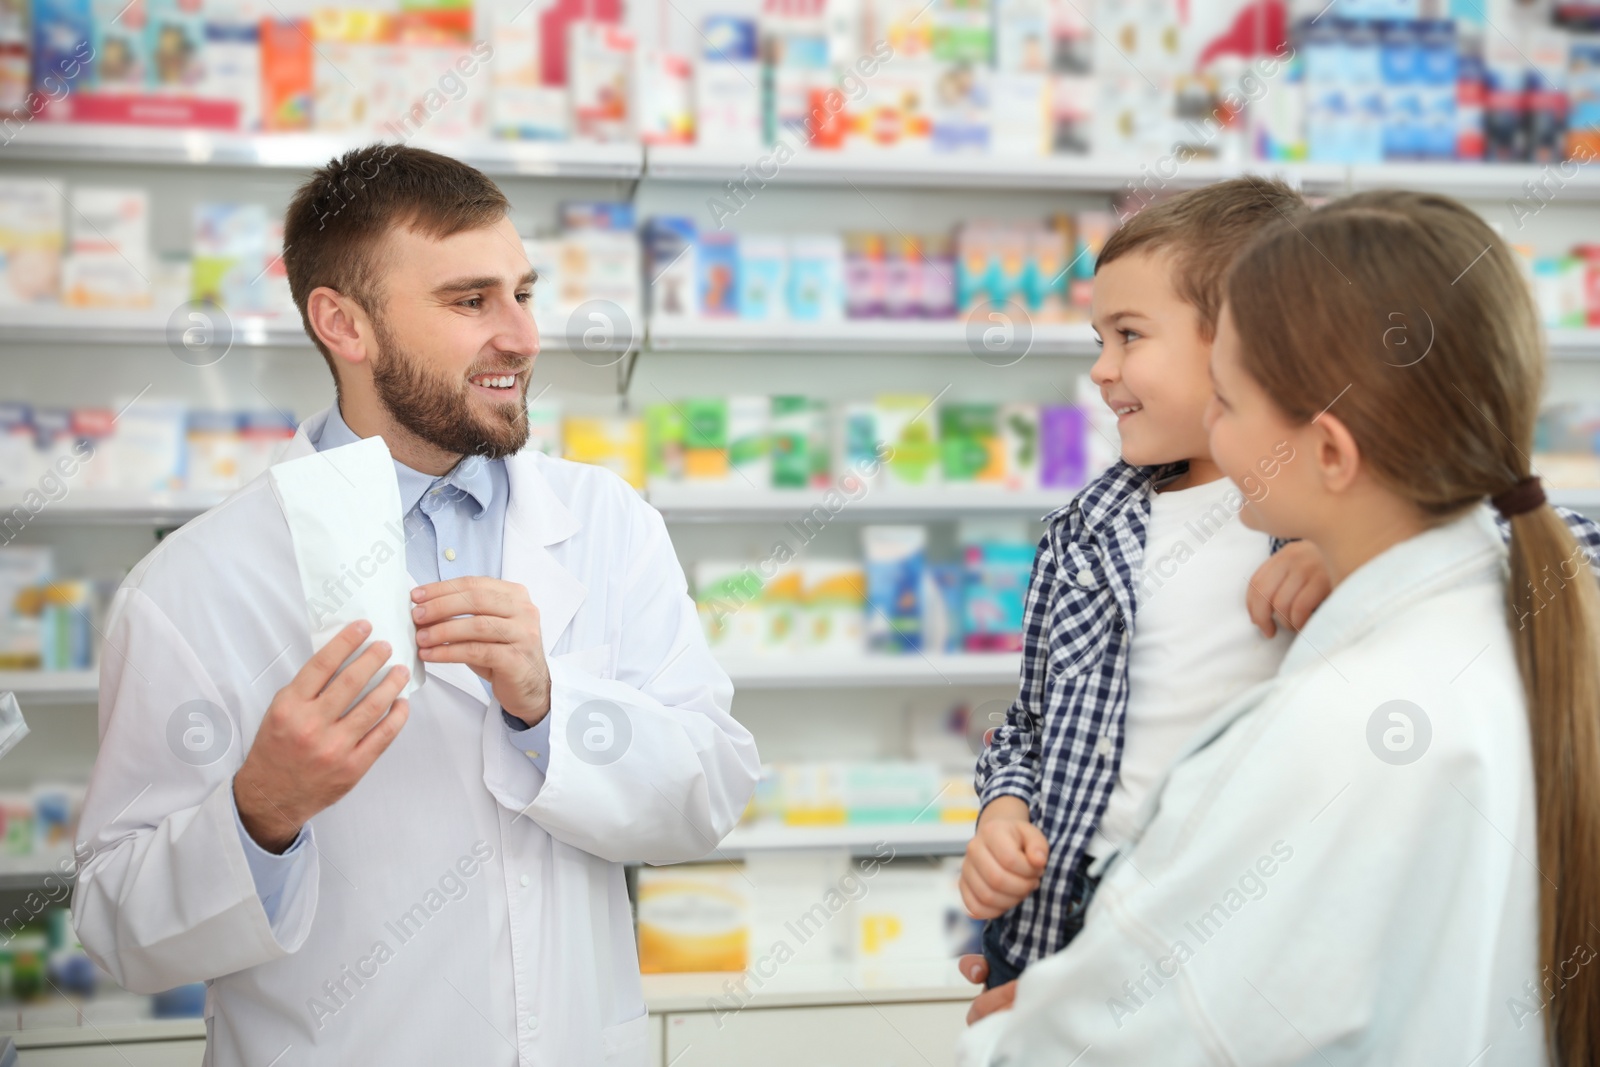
left=306, top=286, right=374, bottom=370
left=1310, top=410, right=1363, bottom=495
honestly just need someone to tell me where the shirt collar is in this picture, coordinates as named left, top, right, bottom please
left=315, top=403, right=497, bottom=518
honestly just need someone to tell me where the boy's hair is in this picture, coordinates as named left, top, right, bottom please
left=1094, top=177, right=1306, bottom=340
left=282, top=144, right=510, bottom=377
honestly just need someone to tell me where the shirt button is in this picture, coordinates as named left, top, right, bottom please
left=527, top=1015, right=540, bottom=1030
left=1096, top=735, right=1113, bottom=756
left=1075, top=568, right=1095, bottom=586
left=443, top=548, right=457, bottom=561
left=525, top=751, right=540, bottom=759
left=520, top=874, right=530, bottom=887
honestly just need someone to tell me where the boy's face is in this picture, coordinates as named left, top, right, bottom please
left=1088, top=249, right=1215, bottom=469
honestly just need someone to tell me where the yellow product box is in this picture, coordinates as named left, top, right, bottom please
left=779, top=763, right=848, bottom=826
left=636, top=864, right=750, bottom=973
left=563, top=416, right=645, bottom=489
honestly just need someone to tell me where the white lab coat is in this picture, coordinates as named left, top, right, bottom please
left=960, top=509, right=1548, bottom=1066
left=72, top=408, right=761, bottom=1066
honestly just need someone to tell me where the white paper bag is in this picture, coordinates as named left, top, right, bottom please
left=0, top=691, right=28, bottom=761
left=268, top=436, right=424, bottom=704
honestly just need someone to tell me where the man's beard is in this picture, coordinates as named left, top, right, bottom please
left=369, top=317, right=530, bottom=460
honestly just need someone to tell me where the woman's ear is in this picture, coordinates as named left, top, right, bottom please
left=305, top=287, right=373, bottom=371
left=1310, top=410, right=1363, bottom=495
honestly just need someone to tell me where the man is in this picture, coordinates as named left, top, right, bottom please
left=72, top=145, right=759, bottom=1066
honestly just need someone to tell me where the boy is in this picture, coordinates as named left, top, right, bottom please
left=960, top=177, right=1325, bottom=999
left=960, top=176, right=1600, bottom=1021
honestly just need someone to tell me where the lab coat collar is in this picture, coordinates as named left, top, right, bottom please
left=278, top=408, right=588, bottom=708
left=1279, top=507, right=1502, bottom=677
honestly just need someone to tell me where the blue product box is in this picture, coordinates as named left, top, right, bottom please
left=698, top=231, right=739, bottom=317
left=703, top=14, right=758, bottom=62
left=864, top=527, right=925, bottom=654
left=30, top=0, right=92, bottom=95
left=560, top=201, right=636, bottom=232
left=1304, top=18, right=1349, bottom=163
left=961, top=541, right=1033, bottom=652
left=737, top=236, right=787, bottom=320
left=1380, top=20, right=1421, bottom=160
left=1417, top=20, right=1457, bottom=159
left=1345, top=20, right=1386, bottom=164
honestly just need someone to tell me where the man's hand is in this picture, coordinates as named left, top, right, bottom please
left=960, top=796, right=1048, bottom=920
left=411, top=577, right=550, bottom=726
left=1246, top=540, right=1333, bottom=638
left=235, top=620, right=411, bottom=853
left=958, top=955, right=1018, bottom=1025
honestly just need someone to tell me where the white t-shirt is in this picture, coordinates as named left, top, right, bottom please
left=1086, top=475, right=1292, bottom=860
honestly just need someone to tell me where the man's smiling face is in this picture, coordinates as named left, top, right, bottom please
left=367, top=215, right=541, bottom=459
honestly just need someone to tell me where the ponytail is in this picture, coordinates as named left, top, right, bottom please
left=1504, top=498, right=1600, bottom=1065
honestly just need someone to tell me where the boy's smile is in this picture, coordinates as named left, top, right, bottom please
left=1088, top=249, right=1223, bottom=488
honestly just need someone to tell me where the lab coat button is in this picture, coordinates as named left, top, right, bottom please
left=527, top=1015, right=539, bottom=1030
left=520, top=874, right=530, bottom=887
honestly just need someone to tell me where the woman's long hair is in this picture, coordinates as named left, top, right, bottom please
left=1227, top=189, right=1600, bottom=1064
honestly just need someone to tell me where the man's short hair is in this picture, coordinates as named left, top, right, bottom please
left=1095, top=177, right=1307, bottom=341
left=282, top=144, right=511, bottom=376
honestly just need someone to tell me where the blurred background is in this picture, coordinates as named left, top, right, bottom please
left=2, top=0, right=1600, bottom=1061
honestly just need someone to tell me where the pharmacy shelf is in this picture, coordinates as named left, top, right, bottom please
left=0, top=668, right=98, bottom=705
left=645, top=148, right=1600, bottom=200
left=0, top=853, right=76, bottom=891
left=0, top=304, right=309, bottom=348
left=0, top=304, right=633, bottom=355
left=645, top=145, right=1352, bottom=193
left=11, top=305, right=1600, bottom=361
left=647, top=485, right=1067, bottom=522
left=721, top=653, right=1020, bottom=689
left=7, top=487, right=1598, bottom=530
left=5, top=123, right=643, bottom=178
left=1342, top=160, right=1600, bottom=201
left=716, top=820, right=974, bottom=858
left=0, top=489, right=227, bottom=525
left=647, top=316, right=1098, bottom=356
left=1, top=655, right=1018, bottom=709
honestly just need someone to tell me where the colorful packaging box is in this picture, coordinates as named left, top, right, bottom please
left=682, top=397, right=730, bottom=482
left=562, top=415, right=645, bottom=488
left=636, top=865, right=750, bottom=974
left=728, top=395, right=770, bottom=487
left=63, top=187, right=150, bottom=308
left=0, top=178, right=63, bottom=306
left=737, top=235, right=787, bottom=320
left=802, top=559, right=865, bottom=652
left=863, top=524, right=925, bottom=653
left=770, top=396, right=812, bottom=489
left=939, top=403, right=1003, bottom=485
left=876, top=395, right=941, bottom=488
left=698, top=231, right=739, bottom=317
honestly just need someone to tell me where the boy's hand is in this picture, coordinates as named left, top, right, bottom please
left=1246, top=540, right=1333, bottom=638
left=961, top=797, right=1048, bottom=920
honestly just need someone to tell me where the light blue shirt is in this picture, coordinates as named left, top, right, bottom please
left=233, top=405, right=552, bottom=926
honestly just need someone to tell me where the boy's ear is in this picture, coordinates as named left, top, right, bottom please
left=1310, top=411, right=1363, bottom=495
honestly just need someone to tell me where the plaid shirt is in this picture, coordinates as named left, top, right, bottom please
left=975, top=459, right=1600, bottom=970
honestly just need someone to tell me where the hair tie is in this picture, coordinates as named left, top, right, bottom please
left=1491, top=476, right=1546, bottom=517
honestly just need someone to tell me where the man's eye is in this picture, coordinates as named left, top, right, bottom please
left=516, top=291, right=532, bottom=304
left=461, top=297, right=483, bottom=309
